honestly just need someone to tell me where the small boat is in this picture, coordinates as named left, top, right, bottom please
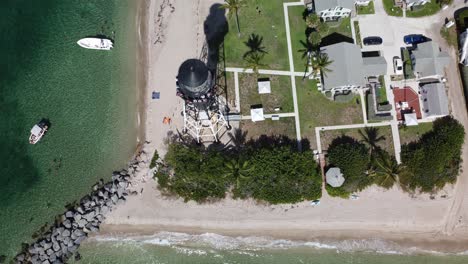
left=77, top=37, right=113, bottom=50
left=29, top=121, right=48, bottom=144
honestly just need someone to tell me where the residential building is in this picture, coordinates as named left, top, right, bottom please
left=319, top=42, right=387, bottom=94
left=405, top=0, right=429, bottom=9
left=410, top=41, right=450, bottom=82
left=420, top=83, right=449, bottom=118
left=313, top=0, right=354, bottom=20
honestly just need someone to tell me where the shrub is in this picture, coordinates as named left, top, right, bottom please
left=327, top=136, right=372, bottom=192
left=325, top=184, right=350, bottom=199
left=149, top=150, right=159, bottom=169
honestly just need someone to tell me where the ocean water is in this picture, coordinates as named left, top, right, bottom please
left=0, top=0, right=138, bottom=258
left=71, top=232, right=468, bottom=264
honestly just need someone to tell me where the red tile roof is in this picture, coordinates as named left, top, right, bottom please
left=392, top=87, right=422, bottom=120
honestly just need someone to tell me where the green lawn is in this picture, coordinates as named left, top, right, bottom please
left=377, top=76, right=387, bottom=104
left=354, top=21, right=362, bottom=47
left=240, top=117, right=297, bottom=140
left=223, top=0, right=290, bottom=70
left=406, top=0, right=441, bottom=17
left=296, top=78, right=364, bottom=149
left=357, top=1, right=375, bottom=15
left=399, top=122, right=434, bottom=144
left=320, top=126, right=394, bottom=153
left=440, top=25, right=457, bottom=47
left=238, top=73, right=293, bottom=115
left=383, top=0, right=403, bottom=17
left=324, top=17, right=353, bottom=38
left=288, top=6, right=309, bottom=73
left=402, top=48, right=415, bottom=79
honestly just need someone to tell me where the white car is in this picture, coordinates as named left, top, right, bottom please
left=393, top=57, right=403, bottom=75
left=350, top=194, right=359, bottom=200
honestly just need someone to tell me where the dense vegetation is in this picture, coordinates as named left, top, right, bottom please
left=327, top=136, right=371, bottom=193
left=154, top=134, right=322, bottom=204
left=326, top=116, right=465, bottom=196
left=400, top=116, right=465, bottom=192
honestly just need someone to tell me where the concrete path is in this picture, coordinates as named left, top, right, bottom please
left=358, top=89, right=368, bottom=124
left=225, top=67, right=306, bottom=77
left=233, top=71, right=240, bottom=113
left=241, top=112, right=296, bottom=120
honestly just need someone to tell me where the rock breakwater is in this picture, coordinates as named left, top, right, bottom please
left=13, top=146, right=150, bottom=264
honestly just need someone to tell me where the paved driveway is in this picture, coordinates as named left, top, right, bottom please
left=356, top=0, right=441, bottom=75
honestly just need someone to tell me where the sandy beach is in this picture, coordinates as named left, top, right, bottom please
left=100, top=0, right=468, bottom=253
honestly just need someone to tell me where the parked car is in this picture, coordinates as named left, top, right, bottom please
left=310, top=199, right=321, bottom=206
left=363, top=36, right=383, bottom=46
left=403, top=34, right=427, bottom=45
left=393, top=56, right=403, bottom=75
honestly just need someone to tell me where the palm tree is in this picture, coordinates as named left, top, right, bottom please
left=220, top=0, right=245, bottom=36
left=305, top=13, right=320, bottom=28
left=298, top=40, right=315, bottom=79
left=308, top=31, right=322, bottom=48
left=358, top=127, right=385, bottom=157
left=224, top=158, right=253, bottom=190
left=244, top=52, right=266, bottom=75
left=311, top=52, right=333, bottom=77
left=227, top=128, right=248, bottom=151
left=371, top=153, right=403, bottom=189
left=316, top=21, right=329, bottom=35
left=243, top=33, right=267, bottom=58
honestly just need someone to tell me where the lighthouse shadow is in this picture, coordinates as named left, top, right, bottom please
left=203, top=4, right=228, bottom=71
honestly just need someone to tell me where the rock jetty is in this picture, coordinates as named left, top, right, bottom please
left=13, top=146, right=150, bottom=264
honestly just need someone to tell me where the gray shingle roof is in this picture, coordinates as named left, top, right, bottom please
left=412, top=41, right=450, bottom=78
left=363, top=56, right=387, bottom=77
left=314, top=0, right=355, bottom=12
left=320, top=42, right=365, bottom=90
left=320, top=42, right=386, bottom=90
left=420, top=83, right=449, bottom=117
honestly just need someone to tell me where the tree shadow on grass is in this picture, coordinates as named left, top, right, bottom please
left=243, top=33, right=267, bottom=58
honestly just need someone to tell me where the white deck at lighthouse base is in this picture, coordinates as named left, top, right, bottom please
left=183, top=103, right=229, bottom=143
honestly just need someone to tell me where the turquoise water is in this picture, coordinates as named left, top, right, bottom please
left=71, top=233, right=468, bottom=264
left=0, top=0, right=137, bottom=258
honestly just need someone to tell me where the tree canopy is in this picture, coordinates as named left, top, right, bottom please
left=155, top=136, right=322, bottom=204
left=400, top=116, right=465, bottom=192
left=327, top=136, right=372, bottom=192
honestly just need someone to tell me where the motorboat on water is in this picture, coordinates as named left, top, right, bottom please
left=77, top=37, right=113, bottom=50
left=29, top=121, right=48, bottom=144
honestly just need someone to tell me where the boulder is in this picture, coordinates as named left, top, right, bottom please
left=74, top=236, right=86, bottom=245
left=100, top=206, right=109, bottom=214
left=16, top=253, right=25, bottom=262
left=49, top=252, right=57, bottom=262
left=68, top=245, right=78, bottom=253
left=62, top=229, right=70, bottom=237
left=42, top=260, right=50, bottom=264
left=46, top=249, right=54, bottom=256
left=111, top=195, right=118, bottom=204
left=63, top=220, right=71, bottom=229
left=73, top=229, right=85, bottom=237
left=31, top=255, right=40, bottom=264
left=77, top=219, right=88, bottom=228
left=52, top=242, right=60, bottom=252
left=92, top=183, right=99, bottom=191
left=65, top=211, right=74, bottom=219
left=43, top=242, right=52, bottom=250
left=56, top=234, right=63, bottom=242
left=76, top=206, right=84, bottom=214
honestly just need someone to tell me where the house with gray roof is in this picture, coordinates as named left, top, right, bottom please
left=319, top=42, right=387, bottom=94
left=314, top=0, right=354, bottom=20
left=420, top=83, right=449, bottom=118
left=411, top=41, right=450, bottom=81
left=405, top=0, right=430, bottom=9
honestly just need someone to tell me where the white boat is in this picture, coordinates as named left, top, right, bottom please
left=77, top=37, right=113, bottom=50
left=29, top=121, right=48, bottom=144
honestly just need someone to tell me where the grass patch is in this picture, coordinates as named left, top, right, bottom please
left=399, top=122, right=434, bottom=144
left=288, top=6, right=309, bottom=73
left=240, top=117, right=296, bottom=139
left=296, top=78, right=363, bottom=149
left=324, top=17, right=353, bottom=39
left=238, top=73, right=293, bottom=114
left=326, top=184, right=350, bottom=198
left=406, top=0, right=441, bottom=18
left=223, top=72, right=237, bottom=111
left=383, top=0, right=403, bottom=17
left=440, top=24, right=458, bottom=47
left=224, top=0, right=289, bottom=70
left=320, top=126, right=394, bottom=154
left=402, top=48, right=415, bottom=79
left=356, top=1, right=375, bottom=15
left=354, top=21, right=362, bottom=47
left=377, top=76, right=388, bottom=104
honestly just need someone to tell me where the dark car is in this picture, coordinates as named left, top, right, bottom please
left=363, top=36, right=383, bottom=46
left=403, top=34, right=427, bottom=45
